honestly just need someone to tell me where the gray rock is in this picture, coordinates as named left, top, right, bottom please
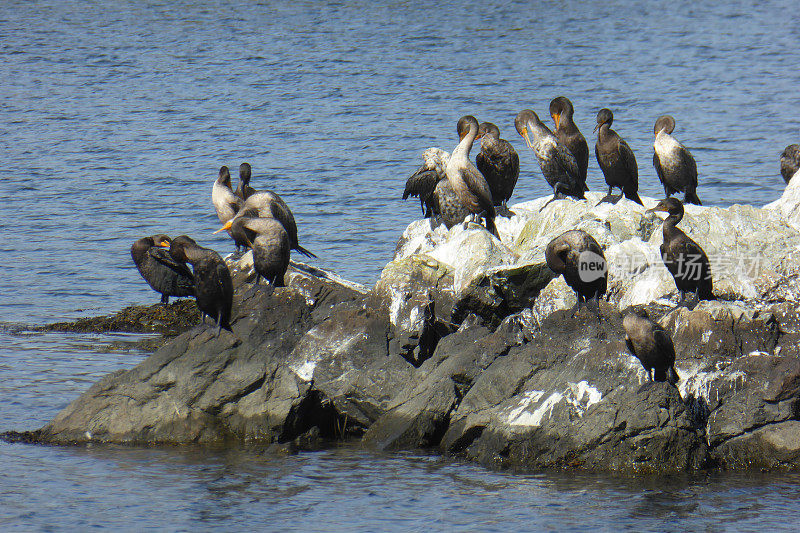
left=35, top=265, right=409, bottom=445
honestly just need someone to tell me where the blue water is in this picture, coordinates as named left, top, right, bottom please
left=2, top=1, right=800, bottom=530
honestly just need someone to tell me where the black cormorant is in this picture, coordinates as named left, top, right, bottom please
left=231, top=215, right=290, bottom=287
left=212, top=166, right=242, bottom=225
left=215, top=190, right=316, bottom=258
left=164, top=235, right=233, bottom=334
left=476, top=121, right=520, bottom=209
left=780, top=144, right=800, bottom=184
left=646, top=198, right=714, bottom=304
left=594, top=108, right=643, bottom=205
left=515, top=109, right=585, bottom=203
left=235, top=162, right=257, bottom=200
left=545, top=229, right=607, bottom=317
left=549, top=96, right=589, bottom=190
left=131, top=234, right=194, bottom=305
left=623, top=307, right=679, bottom=384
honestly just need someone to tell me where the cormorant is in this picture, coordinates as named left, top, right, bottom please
left=549, top=96, right=589, bottom=190
left=215, top=190, right=316, bottom=258
left=476, top=122, right=520, bottom=209
left=164, top=235, right=233, bottom=334
left=445, top=115, right=499, bottom=238
left=653, top=115, right=702, bottom=205
left=646, top=198, right=714, bottom=304
left=545, top=229, right=607, bottom=317
left=131, top=234, right=194, bottom=305
left=780, top=144, right=800, bottom=184
left=231, top=215, right=290, bottom=287
left=212, top=166, right=242, bottom=225
left=403, top=147, right=450, bottom=217
left=431, top=178, right=472, bottom=229
left=515, top=109, right=585, bottom=203
left=623, top=307, right=679, bottom=384
left=235, top=162, right=257, bottom=200
left=594, top=108, right=643, bottom=205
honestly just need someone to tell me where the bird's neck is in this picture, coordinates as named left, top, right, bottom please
left=527, top=119, right=552, bottom=143
left=559, top=114, right=576, bottom=133
left=452, top=129, right=477, bottom=159
left=662, top=213, right=682, bottom=236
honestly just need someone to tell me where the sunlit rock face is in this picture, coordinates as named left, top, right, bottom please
left=766, top=168, right=800, bottom=231
left=377, top=191, right=800, bottom=328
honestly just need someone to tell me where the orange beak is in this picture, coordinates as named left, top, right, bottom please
left=213, top=220, right=233, bottom=234
left=158, top=240, right=170, bottom=248
left=521, top=128, right=533, bottom=149
left=553, top=113, right=561, bottom=130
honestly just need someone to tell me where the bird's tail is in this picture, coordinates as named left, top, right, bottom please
left=699, top=281, right=716, bottom=301
left=485, top=215, right=500, bottom=239
left=684, top=189, right=702, bottom=206
left=296, top=245, right=318, bottom=259
left=667, top=366, right=679, bottom=386
left=625, top=188, right=644, bottom=205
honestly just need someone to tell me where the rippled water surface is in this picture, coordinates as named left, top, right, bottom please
left=3, top=1, right=800, bottom=530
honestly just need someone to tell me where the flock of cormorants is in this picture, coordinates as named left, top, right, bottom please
left=131, top=96, right=800, bottom=384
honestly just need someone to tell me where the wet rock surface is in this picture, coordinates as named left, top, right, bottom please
left=7, top=195, right=800, bottom=474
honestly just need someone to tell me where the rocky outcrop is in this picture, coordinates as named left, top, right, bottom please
left=8, top=191, right=800, bottom=474
left=379, top=193, right=800, bottom=330
left=31, top=263, right=407, bottom=447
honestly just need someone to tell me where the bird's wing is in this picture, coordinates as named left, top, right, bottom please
left=460, top=165, right=495, bottom=214
left=550, top=142, right=582, bottom=191
left=678, top=233, right=709, bottom=263
left=216, top=262, right=233, bottom=294
left=625, top=337, right=637, bottom=358
left=508, top=145, right=520, bottom=178
left=653, top=328, right=676, bottom=364
left=404, top=166, right=442, bottom=200
left=619, top=138, right=639, bottom=181
left=148, top=247, right=194, bottom=279
left=678, top=145, right=698, bottom=188
left=653, top=152, right=665, bottom=186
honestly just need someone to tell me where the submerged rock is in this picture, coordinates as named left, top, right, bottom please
left=39, top=299, right=200, bottom=337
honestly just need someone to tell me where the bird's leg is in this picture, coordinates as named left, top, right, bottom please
left=570, top=293, right=584, bottom=318
left=160, top=294, right=169, bottom=305
left=540, top=187, right=562, bottom=212
left=663, top=185, right=670, bottom=199
left=678, top=290, right=686, bottom=306
left=597, top=186, right=617, bottom=206
left=587, top=293, right=602, bottom=320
